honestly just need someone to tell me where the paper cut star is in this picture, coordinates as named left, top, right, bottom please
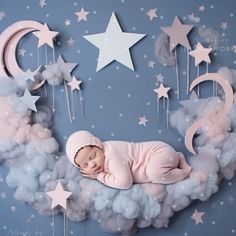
left=46, top=55, right=77, bottom=82
left=46, top=181, right=72, bottom=210
left=83, top=12, right=146, bottom=71
left=67, top=76, right=82, bottom=91
left=18, top=89, right=40, bottom=112
left=139, top=116, right=148, bottom=126
left=21, top=69, right=38, bottom=82
left=191, top=209, right=205, bottom=225
left=154, top=83, right=171, bottom=99
left=161, top=16, right=193, bottom=51
left=146, top=8, right=157, bottom=21
left=189, top=42, right=212, bottom=66
left=33, top=23, right=59, bottom=48
left=148, top=61, right=155, bottom=68
left=75, top=7, right=89, bottom=22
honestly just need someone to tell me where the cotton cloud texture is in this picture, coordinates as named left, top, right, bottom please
left=0, top=67, right=236, bottom=235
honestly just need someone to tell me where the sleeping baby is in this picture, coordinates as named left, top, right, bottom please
left=66, top=130, right=191, bottom=189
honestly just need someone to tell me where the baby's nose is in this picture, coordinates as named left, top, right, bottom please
left=89, top=161, right=96, bottom=168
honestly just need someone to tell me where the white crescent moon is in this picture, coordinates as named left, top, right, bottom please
left=185, top=73, right=234, bottom=155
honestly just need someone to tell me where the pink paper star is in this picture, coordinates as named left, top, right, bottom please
left=33, top=23, right=59, bottom=48
left=46, top=181, right=72, bottom=210
left=191, top=209, right=205, bottom=225
left=67, top=76, right=82, bottom=91
left=189, top=42, right=212, bottom=66
left=146, top=8, right=157, bottom=21
left=161, top=16, right=193, bottom=51
left=75, top=7, right=89, bottom=22
left=154, top=83, right=171, bottom=99
left=139, top=116, right=148, bottom=126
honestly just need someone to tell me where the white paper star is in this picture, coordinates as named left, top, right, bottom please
left=33, top=23, right=59, bottom=48
left=46, top=181, right=72, bottom=210
left=18, top=89, right=40, bottom=112
left=189, top=42, right=212, bottom=66
left=154, top=83, right=171, bottom=99
left=67, top=76, right=82, bottom=91
left=21, top=69, right=38, bottom=82
left=83, top=12, right=146, bottom=71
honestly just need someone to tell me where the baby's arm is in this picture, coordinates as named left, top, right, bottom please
left=97, top=158, right=133, bottom=189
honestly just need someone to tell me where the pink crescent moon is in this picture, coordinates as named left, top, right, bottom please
left=0, top=20, right=48, bottom=89
left=4, top=28, right=46, bottom=90
left=185, top=73, right=234, bottom=155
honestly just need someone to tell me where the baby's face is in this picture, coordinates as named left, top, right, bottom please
left=74, top=146, right=105, bottom=175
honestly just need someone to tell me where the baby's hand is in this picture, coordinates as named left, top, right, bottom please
left=81, top=170, right=98, bottom=179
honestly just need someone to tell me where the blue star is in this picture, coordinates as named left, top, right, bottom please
left=18, top=89, right=40, bottom=112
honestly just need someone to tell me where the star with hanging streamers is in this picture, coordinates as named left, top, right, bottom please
left=83, top=12, right=145, bottom=71
left=21, top=69, right=38, bottom=82
left=33, top=23, right=59, bottom=48
left=189, top=42, right=212, bottom=66
left=18, top=89, right=40, bottom=112
left=46, top=181, right=72, bottom=210
left=46, top=55, right=77, bottom=82
left=75, top=7, right=89, bottom=22
left=67, top=76, right=82, bottom=91
left=154, top=83, right=171, bottom=99
left=139, top=116, right=148, bottom=126
left=161, top=16, right=193, bottom=51
left=146, top=8, right=157, bottom=21
left=191, top=209, right=205, bottom=225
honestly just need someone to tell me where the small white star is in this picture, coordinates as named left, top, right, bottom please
left=64, top=19, right=71, bottom=26
left=139, top=116, right=148, bottom=126
left=148, top=60, right=155, bottom=68
left=67, top=37, right=75, bottom=46
left=198, top=5, right=205, bottom=12
left=220, top=22, right=228, bottom=31
left=38, top=0, right=47, bottom=8
left=155, top=73, right=164, bottom=83
left=67, top=76, right=82, bottom=91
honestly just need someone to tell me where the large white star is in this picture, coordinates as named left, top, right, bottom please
left=18, top=89, right=40, bottom=112
left=83, top=12, right=146, bottom=71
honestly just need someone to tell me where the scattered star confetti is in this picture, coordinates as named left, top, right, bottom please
left=191, top=209, right=205, bottom=225
left=187, top=13, right=200, bottom=23
left=146, top=8, right=157, bottom=21
left=139, top=116, right=148, bottom=126
left=75, top=7, right=89, bottom=22
left=198, top=5, right=205, bottom=12
left=67, top=37, right=75, bottom=46
left=38, top=0, right=47, bottom=8
left=148, top=60, right=155, bottom=68
left=155, top=73, right=164, bottom=83
left=220, top=22, right=228, bottom=31
left=0, top=11, right=6, bottom=20
left=65, top=19, right=71, bottom=26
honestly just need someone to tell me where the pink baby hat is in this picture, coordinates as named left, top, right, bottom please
left=66, top=130, right=103, bottom=167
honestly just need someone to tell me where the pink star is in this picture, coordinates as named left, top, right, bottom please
left=75, top=7, right=89, bottom=22
left=154, top=83, right=171, bottom=99
left=33, top=23, right=59, bottom=48
left=139, top=116, right=148, bottom=126
left=146, top=8, right=157, bottom=21
left=67, top=76, right=82, bottom=91
left=161, top=16, right=193, bottom=51
left=46, top=181, right=72, bottom=210
left=191, top=209, right=205, bottom=225
left=189, top=42, right=212, bottom=66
